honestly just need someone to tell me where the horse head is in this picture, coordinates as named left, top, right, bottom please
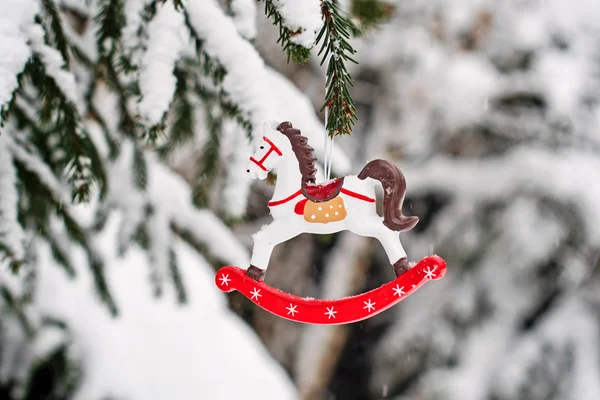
left=246, top=121, right=291, bottom=180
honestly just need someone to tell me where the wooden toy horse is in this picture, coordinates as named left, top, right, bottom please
left=215, top=121, right=446, bottom=325
left=244, top=121, right=419, bottom=281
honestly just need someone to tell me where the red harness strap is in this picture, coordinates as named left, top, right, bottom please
left=340, top=188, right=376, bottom=203
left=250, top=136, right=282, bottom=171
left=268, top=189, right=303, bottom=207
left=268, top=188, right=375, bottom=210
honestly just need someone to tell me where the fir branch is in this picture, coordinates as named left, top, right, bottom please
left=13, top=158, right=117, bottom=315
left=192, top=107, right=221, bottom=209
left=318, top=0, right=359, bottom=137
left=95, top=0, right=140, bottom=140
left=60, top=209, right=118, bottom=315
left=350, top=0, right=395, bottom=33
left=162, top=0, right=184, bottom=10
left=97, top=61, right=138, bottom=139
left=168, top=247, right=187, bottom=304
left=260, top=0, right=312, bottom=64
left=96, top=0, right=124, bottom=56
left=181, top=10, right=228, bottom=88
left=86, top=89, right=120, bottom=160
left=40, top=0, right=70, bottom=64
left=20, top=57, right=105, bottom=203
left=0, top=286, right=35, bottom=336
left=132, top=143, right=148, bottom=190
left=157, top=65, right=195, bottom=158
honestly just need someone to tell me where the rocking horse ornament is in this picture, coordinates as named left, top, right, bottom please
left=215, top=121, right=446, bottom=325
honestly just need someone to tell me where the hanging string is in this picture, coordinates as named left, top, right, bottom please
left=323, top=81, right=334, bottom=182
left=325, top=134, right=334, bottom=181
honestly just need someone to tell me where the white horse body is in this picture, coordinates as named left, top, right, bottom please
left=246, top=122, right=413, bottom=276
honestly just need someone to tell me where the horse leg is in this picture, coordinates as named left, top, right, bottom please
left=247, top=219, right=304, bottom=281
left=348, top=219, right=410, bottom=277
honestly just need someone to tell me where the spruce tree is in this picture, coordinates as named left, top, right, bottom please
left=0, top=0, right=394, bottom=398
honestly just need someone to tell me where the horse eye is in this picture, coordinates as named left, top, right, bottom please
left=260, top=146, right=264, bottom=149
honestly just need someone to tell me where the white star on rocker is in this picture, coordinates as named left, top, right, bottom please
left=363, top=299, right=376, bottom=312
left=392, top=284, right=405, bottom=297
left=286, top=304, right=298, bottom=316
left=424, top=266, right=437, bottom=280
left=218, top=274, right=231, bottom=286
left=250, top=288, right=262, bottom=300
left=325, top=307, right=337, bottom=319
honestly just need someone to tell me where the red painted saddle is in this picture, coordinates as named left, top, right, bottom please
left=301, top=177, right=345, bottom=202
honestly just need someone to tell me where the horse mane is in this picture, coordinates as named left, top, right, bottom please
left=276, top=121, right=317, bottom=184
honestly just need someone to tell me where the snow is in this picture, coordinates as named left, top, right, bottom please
left=185, top=0, right=278, bottom=136
left=0, top=0, right=38, bottom=118
left=441, top=54, right=499, bottom=129
left=137, top=1, right=186, bottom=126
left=26, top=23, right=83, bottom=111
left=0, top=133, right=25, bottom=261
left=272, top=0, right=322, bottom=48
left=494, top=298, right=600, bottom=399
left=148, top=158, right=250, bottom=267
left=405, top=147, right=600, bottom=244
left=122, top=0, right=155, bottom=65
left=29, top=212, right=297, bottom=400
left=6, top=132, right=71, bottom=206
left=230, top=0, right=257, bottom=39
left=220, top=120, right=254, bottom=217
left=102, top=138, right=250, bottom=267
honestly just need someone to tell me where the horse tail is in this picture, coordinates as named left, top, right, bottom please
left=357, top=159, right=419, bottom=232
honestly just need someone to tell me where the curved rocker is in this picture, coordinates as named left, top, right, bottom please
left=216, top=255, right=446, bottom=325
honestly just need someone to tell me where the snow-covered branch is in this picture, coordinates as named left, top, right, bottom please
left=0, top=0, right=39, bottom=120
left=230, top=0, right=257, bottom=39
left=0, top=134, right=25, bottom=263
left=184, top=0, right=278, bottom=138
left=269, top=0, right=322, bottom=48
left=137, top=1, right=186, bottom=127
left=405, top=147, right=600, bottom=243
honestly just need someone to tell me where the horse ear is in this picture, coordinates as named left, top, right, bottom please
left=263, top=120, right=279, bottom=133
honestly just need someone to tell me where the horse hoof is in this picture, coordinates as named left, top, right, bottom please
left=246, top=265, right=265, bottom=281
left=393, top=257, right=410, bottom=277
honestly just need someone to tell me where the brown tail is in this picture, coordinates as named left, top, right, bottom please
left=357, top=160, right=419, bottom=232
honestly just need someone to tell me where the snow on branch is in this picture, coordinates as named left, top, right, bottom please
left=184, top=0, right=278, bottom=138
left=273, top=0, right=322, bottom=48
left=0, top=0, right=39, bottom=121
left=493, top=298, right=600, bottom=399
left=105, top=138, right=250, bottom=267
left=6, top=133, right=71, bottom=206
left=0, top=134, right=25, bottom=264
left=405, top=148, right=600, bottom=243
left=220, top=120, right=253, bottom=217
left=122, top=0, right=154, bottom=66
left=26, top=24, right=82, bottom=111
left=262, top=0, right=322, bottom=53
left=137, top=1, right=186, bottom=127
left=230, top=0, right=257, bottom=40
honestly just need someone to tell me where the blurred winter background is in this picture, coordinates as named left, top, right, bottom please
left=1, top=0, right=600, bottom=399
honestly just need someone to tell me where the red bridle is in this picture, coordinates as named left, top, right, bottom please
left=249, top=136, right=282, bottom=171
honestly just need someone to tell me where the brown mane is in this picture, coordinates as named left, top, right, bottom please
left=276, top=121, right=317, bottom=185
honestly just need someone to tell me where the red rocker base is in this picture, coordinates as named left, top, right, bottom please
left=215, top=255, right=446, bottom=325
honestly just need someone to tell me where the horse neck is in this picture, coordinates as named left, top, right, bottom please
left=272, top=153, right=303, bottom=200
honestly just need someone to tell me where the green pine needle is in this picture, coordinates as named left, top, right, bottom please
left=318, top=0, right=359, bottom=137
left=261, top=0, right=312, bottom=64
